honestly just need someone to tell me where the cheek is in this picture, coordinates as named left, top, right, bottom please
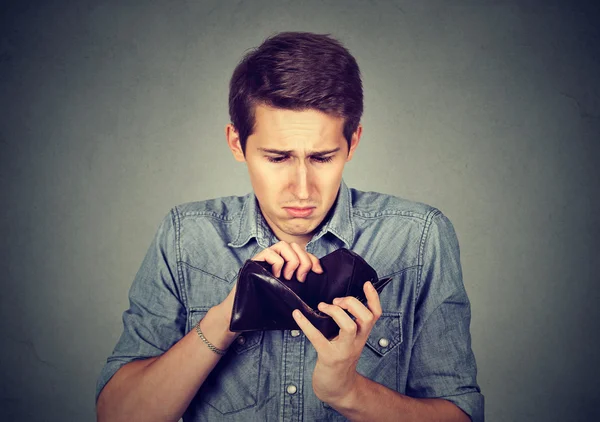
left=318, top=163, right=344, bottom=185
left=318, top=165, right=344, bottom=198
left=248, top=164, right=283, bottom=202
left=248, top=162, right=273, bottom=185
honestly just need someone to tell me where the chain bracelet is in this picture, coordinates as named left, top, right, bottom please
left=195, top=321, right=228, bottom=355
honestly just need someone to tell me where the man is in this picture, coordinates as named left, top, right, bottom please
left=96, top=32, right=484, bottom=421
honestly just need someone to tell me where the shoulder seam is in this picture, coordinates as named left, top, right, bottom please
left=416, top=208, right=442, bottom=302
left=172, top=207, right=188, bottom=309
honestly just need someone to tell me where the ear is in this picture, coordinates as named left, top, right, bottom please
left=225, top=124, right=246, bottom=162
left=345, top=124, right=362, bottom=162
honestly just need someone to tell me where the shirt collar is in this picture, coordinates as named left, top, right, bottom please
left=307, top=179, right=354, bottom=248
left=228, top=192, right=277, bottom=249
left=228, top=179, right=355, bottom=249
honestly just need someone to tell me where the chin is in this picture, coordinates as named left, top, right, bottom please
left=283, top=223, right=314, bottom=236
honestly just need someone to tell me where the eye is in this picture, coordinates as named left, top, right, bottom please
left=266, top=156, right=288, bottom=163
left=312, top=156, right=334, bottom=163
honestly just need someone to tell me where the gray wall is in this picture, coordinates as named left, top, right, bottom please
left=1, top=1, right=598, bottom=421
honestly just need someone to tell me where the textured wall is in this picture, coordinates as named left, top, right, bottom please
left=1, top=1, right=598, bottom=421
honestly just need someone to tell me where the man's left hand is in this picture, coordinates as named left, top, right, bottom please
left=292, top=281, right=382, bottom=405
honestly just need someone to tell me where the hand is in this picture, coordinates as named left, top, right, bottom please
left=214, top=241, right=324, bottom=327
left=251, top=240, right=324, bottom=282
left=292, top=281, right=382, bottom=405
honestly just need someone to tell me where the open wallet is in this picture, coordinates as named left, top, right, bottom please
left=229, top=248, right=393, bottom=339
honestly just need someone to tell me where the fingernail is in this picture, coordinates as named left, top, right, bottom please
left=332, top=297, right=341, bottom=305
left=293, top=310, right=302, bottom=319
left=318, top=302, right=326, bottom=310
left=298, top=272, right=306, bottom=282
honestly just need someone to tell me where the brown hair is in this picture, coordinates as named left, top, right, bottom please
left=228, top=32, right=363, bottom=154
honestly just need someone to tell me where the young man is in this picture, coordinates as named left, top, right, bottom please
left=96, top=32, right=484, bottom=422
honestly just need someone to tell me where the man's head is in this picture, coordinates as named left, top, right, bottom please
left=225, top=32, right=363, bottom=246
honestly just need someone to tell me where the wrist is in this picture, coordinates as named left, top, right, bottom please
left=199, top=306, right=238, bottom=350
left=326, top=373, right=365, bottom=412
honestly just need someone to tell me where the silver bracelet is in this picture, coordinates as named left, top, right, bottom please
left=195, top=320, right=228, bottom=355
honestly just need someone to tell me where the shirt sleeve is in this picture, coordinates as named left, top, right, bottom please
left=407, top=210, right=485, bottom=422
left=95, top=209, right=186, bottom=403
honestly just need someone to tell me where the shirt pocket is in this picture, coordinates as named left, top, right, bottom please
left=188, top=309, right=264, bottom=415
left=357, top=312, right=403, bottom=389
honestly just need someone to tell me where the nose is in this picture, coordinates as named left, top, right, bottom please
left=290, top=160, right=311, bottom=200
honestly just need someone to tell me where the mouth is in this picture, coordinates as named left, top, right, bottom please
left=283, top=207, right=316, bottom=218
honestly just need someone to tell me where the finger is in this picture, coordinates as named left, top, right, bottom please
left=292, top=309, right=330, bottom=351
left=363, top=281, right=383, bottom=319
left=331, top=295, right=374, bottom=328
left=307, top=252, right=324, bottom=274
left=331, top=295, right=377, bottom=341
left=289, top=242, right=313, bottom=282
left=317, top=302, right=358, bottom=344
left=270, top=241, right=301, bottom=280
left=252, top=248, right=285, bottom=278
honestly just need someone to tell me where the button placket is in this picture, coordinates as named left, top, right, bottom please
left=281, top=330, right=305, bottom=421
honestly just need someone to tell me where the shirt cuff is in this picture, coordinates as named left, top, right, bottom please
left=442, top=391, right=485, bottom=422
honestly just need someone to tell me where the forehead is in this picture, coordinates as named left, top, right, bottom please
left=251, top=105, right=345, bottom=147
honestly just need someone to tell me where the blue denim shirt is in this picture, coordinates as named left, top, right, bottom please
left=96, top=179, right=484, bottom=421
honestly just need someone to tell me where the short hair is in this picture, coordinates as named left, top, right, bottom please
left=228, top=32, right=363, bottom=154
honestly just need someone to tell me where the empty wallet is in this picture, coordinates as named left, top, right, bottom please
left=229, top=248, right=393, bottom=339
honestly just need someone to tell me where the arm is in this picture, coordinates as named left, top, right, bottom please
left=293, top=284, right=470, bottom=422
left=326, top=373, right=469, bottom=422
left=96, top=226, right=323, bottom=422
left=96, top=304, right=237, bottom=422
left=96, top=210, right=238, bottom=422
left=293, top=211, right=483, bottom=422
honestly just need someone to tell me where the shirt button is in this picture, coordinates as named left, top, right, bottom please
left=378, top=338, right=390, bottom=348
left=286, top=384, right=297, bottom=395
left=290, top=330, right=301, bottom=337
left=237, top=336, right=246, bottom=345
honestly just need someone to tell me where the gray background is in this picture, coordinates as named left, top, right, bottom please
left=1, top=0, right=598, bottom=421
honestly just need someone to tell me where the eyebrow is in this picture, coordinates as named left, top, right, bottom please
left=258, top=147, right=341, bottom=157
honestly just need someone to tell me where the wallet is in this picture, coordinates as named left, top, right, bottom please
left=229, top=248, right=393, bottom=339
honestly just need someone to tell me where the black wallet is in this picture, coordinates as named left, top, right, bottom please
left=229, top=248, right=392, bottom=339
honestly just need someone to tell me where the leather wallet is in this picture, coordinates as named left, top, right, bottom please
left=229, top=248, right=393, bottom=339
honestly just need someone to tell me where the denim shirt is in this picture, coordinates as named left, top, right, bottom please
left=96, top=179, right=484, bottom=421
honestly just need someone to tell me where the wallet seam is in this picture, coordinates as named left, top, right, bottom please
left=251, top=261, right=326, bottom=318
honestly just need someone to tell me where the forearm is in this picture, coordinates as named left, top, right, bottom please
left=96, top=306, right=237, bottom=422
left=329, top=374, right=470, bottom=422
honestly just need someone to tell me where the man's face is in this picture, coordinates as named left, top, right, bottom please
left=226, top=104, right=361, bottom=246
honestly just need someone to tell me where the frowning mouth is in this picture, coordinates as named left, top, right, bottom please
left=283, top=207, right=315, bottom=218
